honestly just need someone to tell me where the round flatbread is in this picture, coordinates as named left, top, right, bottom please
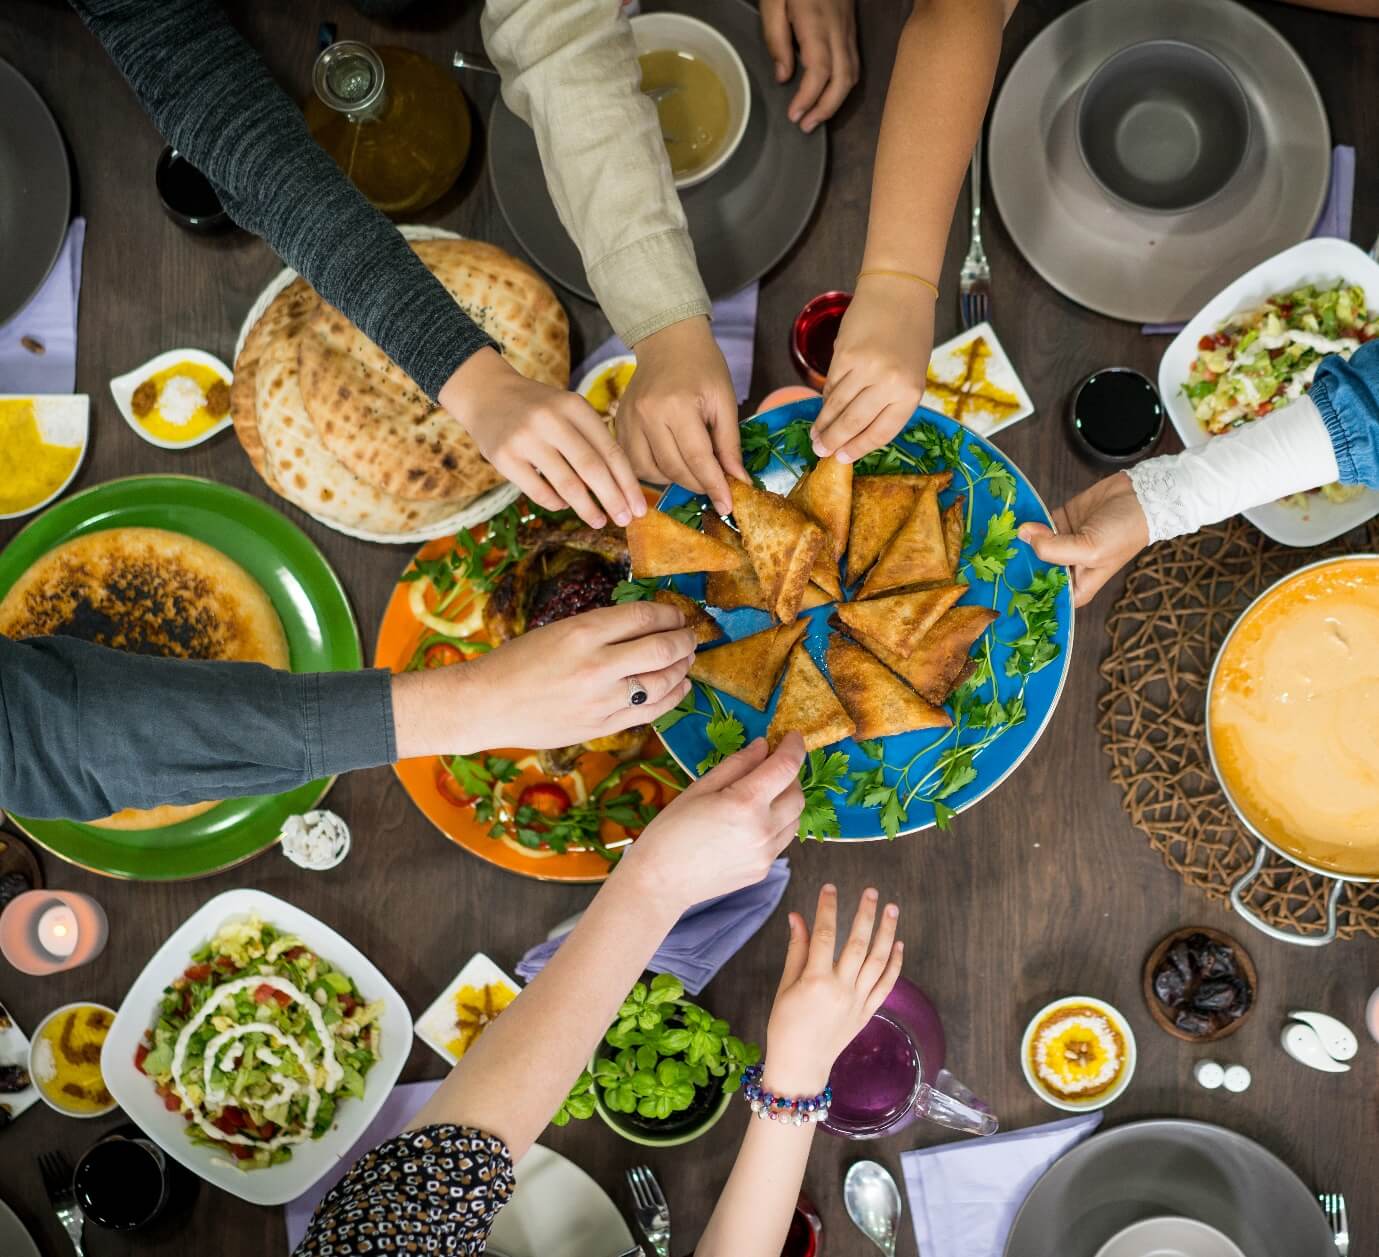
left=230, top=278, right=320, bottom=488
left=256, top=338, right=471, bottom=534
left=298, top=238, right=567, bottom=502
left=0, top=527, right=289, bottom=829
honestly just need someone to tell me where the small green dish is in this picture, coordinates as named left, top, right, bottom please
left=0, top=475, right=361, bottom=880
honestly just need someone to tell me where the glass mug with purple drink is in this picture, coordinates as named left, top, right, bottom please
left=822, top=976, right=997, bottom=1139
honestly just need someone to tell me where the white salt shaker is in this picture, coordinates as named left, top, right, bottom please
left=1193, top=1060, right=1225, bottom=1090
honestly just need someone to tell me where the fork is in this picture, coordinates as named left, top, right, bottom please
left=1319, top=1191, right=1349, bottom=1255
left=959, top=130, right=992, bottom=330
left=626, top=1164, right=671, bottom=1257
left=38, top=1150, right=84, bottom=1256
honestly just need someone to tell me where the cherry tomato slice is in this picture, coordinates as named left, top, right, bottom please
left=134, top=1043, right=150, bottom=1074
left=1197, top=336, right=1217, bottom=352
left=184, top=963, right=213, bottom=982
left=424, top=642, right=464, bottom=669
left=253, top=984, right=292, bottom=1008
left=518, top=782, right=573, bottom=819
left=436, top=765, right=476, bottom=808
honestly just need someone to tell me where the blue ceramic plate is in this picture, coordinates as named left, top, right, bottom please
left=654, top=399, right=1074, bottom=840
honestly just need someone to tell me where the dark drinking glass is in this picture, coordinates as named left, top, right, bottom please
left=1068, top=367, right=1164, bottom=464
left=155, top=146, right=231, bottom=234
left=74, top=1133, right=170, bottom=1231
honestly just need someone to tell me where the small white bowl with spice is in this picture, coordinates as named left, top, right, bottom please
left=110, top=348, right=233, bottom=449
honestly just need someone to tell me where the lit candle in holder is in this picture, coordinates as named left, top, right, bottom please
left=0, top=890, right=108, bottom=975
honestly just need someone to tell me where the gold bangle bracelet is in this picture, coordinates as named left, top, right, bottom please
left=857, top=268, right=940, bottom=299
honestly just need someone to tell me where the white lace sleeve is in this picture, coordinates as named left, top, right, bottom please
left=1125, top=396, right=1339, bottom=543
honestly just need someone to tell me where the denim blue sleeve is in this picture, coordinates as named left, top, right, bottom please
left=0, top=636, right=396, bottom=820
left=1310, top=340, right=1379, bottom=488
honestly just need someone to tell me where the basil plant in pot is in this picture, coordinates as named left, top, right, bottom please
left=553, top=974, right=760, bottom=1147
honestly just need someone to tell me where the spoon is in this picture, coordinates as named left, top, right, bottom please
left=844, top=1159, right=903, bottom=1257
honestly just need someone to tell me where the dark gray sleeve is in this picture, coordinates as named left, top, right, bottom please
left=68, top=0, right=497, bottom=401
left=0, top=636, right=396, bottom=821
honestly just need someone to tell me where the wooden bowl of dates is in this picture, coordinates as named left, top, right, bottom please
left=1142, top=926, right=1257, bottom=1043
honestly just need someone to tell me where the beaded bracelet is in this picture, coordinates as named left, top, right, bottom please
left=740, top=1065, right=832, bottom=1126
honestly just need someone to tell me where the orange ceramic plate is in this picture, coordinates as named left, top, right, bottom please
left=374, top=505, right=677, bottom=883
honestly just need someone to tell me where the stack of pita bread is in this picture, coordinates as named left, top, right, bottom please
left=230, top=239, right=570, bottom=538
left=628, top=459, right=998, bottom=752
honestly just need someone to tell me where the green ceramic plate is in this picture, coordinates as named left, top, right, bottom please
left=0, top=476, right=361, bottom=879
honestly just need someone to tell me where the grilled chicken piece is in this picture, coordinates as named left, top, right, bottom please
left=538, top=727, right=646, bottom=777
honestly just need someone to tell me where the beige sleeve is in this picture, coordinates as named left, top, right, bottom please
left=482, top=0, right=712, bottom=345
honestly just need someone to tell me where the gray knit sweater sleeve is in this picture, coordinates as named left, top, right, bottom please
left=70, top=0, right=496, bottom=401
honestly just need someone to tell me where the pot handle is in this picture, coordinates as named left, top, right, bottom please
left=1229, top=845, right=1342, bottom=947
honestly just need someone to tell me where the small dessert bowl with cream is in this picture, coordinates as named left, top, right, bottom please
left=1020, top=996, right=1137, bottom=1112
left=110, top=349, right=233, bottom=449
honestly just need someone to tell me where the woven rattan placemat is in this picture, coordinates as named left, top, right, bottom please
left=1098, top=516, right=1379, bottom=941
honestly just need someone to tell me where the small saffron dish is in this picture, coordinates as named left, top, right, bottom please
left=110, top=348, right=233, bottom=450
left=0, top=394, right=89, bottom=520
left=1020, top=996, right=1137, bottom=1112
left=415, top=953, right=521, bottom=1067
left=29, top=1002, right=118, bottom=1118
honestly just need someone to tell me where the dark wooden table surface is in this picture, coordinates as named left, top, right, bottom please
left=2, top=1, right=1377, bottom=1254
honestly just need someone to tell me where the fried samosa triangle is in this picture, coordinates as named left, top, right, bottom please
left=864, top=604, right=1000, bottom=705
left=652, top=589, right=724, bottom=645
left=788, top=456, right=853, bottom=559
left=834, top=584, right=968, bottom=659
left=942, top=494, right=965, bottom=577
left=845, top=471, right=952, bottom=585
left=800, top=582, right=833, bottom=610
left=730, top=479, right=826, bottom=622
left=689, top=619, right=809, bottom=711
left=857, top=481, right=950, bottom=599
left=628, top=509, right=742, bottom=578
left=827, top=637, right=951, bottom=740
left=702, top=512, right=769, bottom=611
left=766, top=641, right=856, bottom=751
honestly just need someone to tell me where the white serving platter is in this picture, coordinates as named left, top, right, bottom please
left=103, top=889, right=411, bottom=1207
left=1159, top=237, right=1379, bottom=546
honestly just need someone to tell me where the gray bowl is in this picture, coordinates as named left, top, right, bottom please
left=1076, top=39, right=1251, bottom=213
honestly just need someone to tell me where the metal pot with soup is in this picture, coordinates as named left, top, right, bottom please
left=1207, top=554, right=1379, bottom=945
left=631, top=13, right=750, bottom=190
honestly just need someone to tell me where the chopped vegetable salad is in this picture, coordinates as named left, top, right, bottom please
left=1185, top=281, right=1378, bottom=506
left=135, top=917, right=381, bottom=1170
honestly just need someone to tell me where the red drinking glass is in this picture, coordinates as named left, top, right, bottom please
left=791, top=291, right=853, bottom=389
left=782, top=1191, right=823, bottom=1257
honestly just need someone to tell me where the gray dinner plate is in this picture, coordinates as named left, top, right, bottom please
left=0, top=58, right=71, bottom=327
left=988, top=0, right=1329, bottom=324
left=487, top=0, right=826, bottom=304
left=1004, top=1119, right=1337, bottom=1257
left=0, top=1196, right=41, bottom=1257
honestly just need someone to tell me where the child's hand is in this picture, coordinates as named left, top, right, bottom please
left=762, top=885, right=903, bottom=1095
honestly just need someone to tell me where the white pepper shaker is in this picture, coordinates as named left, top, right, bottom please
left=1223, top=1064, right=1251, bottom=1093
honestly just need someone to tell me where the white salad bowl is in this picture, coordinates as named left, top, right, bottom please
left=1158, top=237, right=1379, bottom=546
left=109, top=347, right=233, bottom=450
left=102, top=889, right=411, bottom=1207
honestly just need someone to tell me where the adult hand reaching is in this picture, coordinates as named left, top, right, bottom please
left=617, top=733, right=807, bottom=914
left=392, top=602, right=697, bottom=758
left=1018, top=471, right=1149, bottom=607
left=617, top=317, right=745, bottom=515
left=812, top=276, right=935, bottom=464
left=439, top=347, right=645, bottom=529
left=760, top=0, right=860, bottom=133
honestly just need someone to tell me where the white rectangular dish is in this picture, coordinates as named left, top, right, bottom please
left=1158, top=237, right=1379, bottom=546
left=102, top=889, right=411, bottom=1207
left=414, top=952, right=520, bottom=1067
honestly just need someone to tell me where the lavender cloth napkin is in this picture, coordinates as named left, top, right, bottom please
left=0, top=217, right=86, bottom=393
left=283, top=1079, right=442, bottom=1251
left=901, top=1112, right=1103, bottom=1257
left=1142, top=146, right=1355, bottom=335
left=516, top=857, right=790, bottom=996
left=576, top=282, right=759, bottom=403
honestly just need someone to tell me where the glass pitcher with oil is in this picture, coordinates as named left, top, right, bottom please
left=305, top=40, right=471, bottom=216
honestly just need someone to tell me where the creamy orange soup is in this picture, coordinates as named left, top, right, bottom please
left=1210, top=557, right=1379, bottom=876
